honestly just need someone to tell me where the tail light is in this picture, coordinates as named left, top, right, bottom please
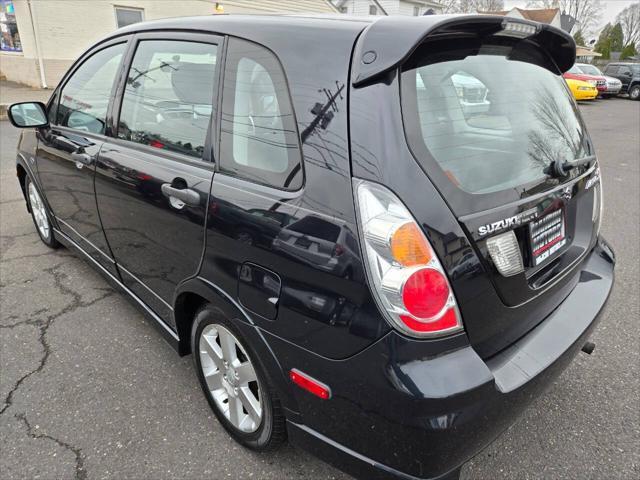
left=353, top=179, right=463, bottom=338
left=333, top=244, right=345, bottom=257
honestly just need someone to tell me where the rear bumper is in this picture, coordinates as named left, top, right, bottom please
left=284, top=238, right=615, bottom=480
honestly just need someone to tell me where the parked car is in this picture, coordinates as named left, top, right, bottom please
left=563, top=64, right=607, bottom=95
left=565, top=78, right=598, bottom=101
left=8, top=14, right=614, bottom=480
left=602, top=62, right=640, bottom=100
left=576, top=63, right=622, bottom=97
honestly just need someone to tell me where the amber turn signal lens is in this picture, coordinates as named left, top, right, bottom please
left=390, top=223, right=432, bottom=266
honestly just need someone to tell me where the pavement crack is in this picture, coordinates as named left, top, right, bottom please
left=15, top=412, right=87, bottom=480
left=0, top=265, right=115, bottom=415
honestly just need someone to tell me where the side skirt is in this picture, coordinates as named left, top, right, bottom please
left=53, top=228, right=180, bottom=352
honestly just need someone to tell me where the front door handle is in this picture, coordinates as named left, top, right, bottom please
left=161, top=183, right=200, bottom=207
left=70, top=151, right=94, bottom=169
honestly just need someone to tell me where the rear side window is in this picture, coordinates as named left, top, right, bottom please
left=401, top=38, right=592, bottom=201
left=219, top=38, right=302, bottom=190
left=117, top=40, right=217, bottom=159
left=57, top=43, right=126, bottom=134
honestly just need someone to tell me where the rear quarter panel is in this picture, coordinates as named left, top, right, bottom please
left=199, top=20, right=391, bottom=360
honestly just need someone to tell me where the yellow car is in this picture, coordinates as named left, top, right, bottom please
left=565, top=78, right=598, bottom=101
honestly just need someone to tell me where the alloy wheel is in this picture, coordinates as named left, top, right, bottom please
left=198, top=324, right=262, bottom=433
left=28, top=182, right=50, bottom=240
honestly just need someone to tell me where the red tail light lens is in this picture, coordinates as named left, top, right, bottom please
left=402, top=268, right=449, bottom=318
left=354, top=179, right=463, bottom=338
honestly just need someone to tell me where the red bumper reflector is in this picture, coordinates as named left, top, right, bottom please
left=289, top=369, right=331, bottom=400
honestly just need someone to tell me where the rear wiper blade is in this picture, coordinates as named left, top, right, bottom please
left=544, top=155, right=596, bottom=179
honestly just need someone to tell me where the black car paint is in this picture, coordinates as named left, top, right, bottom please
left=603, top=62, right=640, bottom=95
left=12, top=15, right=614, bottom=480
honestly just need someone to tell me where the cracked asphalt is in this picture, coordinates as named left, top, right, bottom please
left=1, top=97, right=638, bottom=479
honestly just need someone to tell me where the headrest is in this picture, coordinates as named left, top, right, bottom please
left=171, top=62, right=216, bottom=105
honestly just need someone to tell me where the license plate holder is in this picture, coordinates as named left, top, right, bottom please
left=529, top=209, right=566, bottom=266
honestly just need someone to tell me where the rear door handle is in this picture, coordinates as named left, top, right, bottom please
left=70, top=151, right=94, bottom=169
left=161, top=183, right=200, bottom=207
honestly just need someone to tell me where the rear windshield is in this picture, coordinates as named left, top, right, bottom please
left=401, top=38, right=592, bottom=204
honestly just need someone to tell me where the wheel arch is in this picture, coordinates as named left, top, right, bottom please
left=173, top=277, right=299, bottom=414
left=16, top=162, right=29, bottom=212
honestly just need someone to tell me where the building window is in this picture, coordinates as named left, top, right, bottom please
left=0, top=0, right=21, bottom=52
left=369, top=5, right=377, bottom=15
left=414, top=6, right=420, bottom=16
left=115, top=7, right=144, bottom=28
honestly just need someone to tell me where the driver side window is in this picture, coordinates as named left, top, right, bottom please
left=56, top=43, right=126, bottom=134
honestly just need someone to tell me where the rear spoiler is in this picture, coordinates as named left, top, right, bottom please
left=352, top=15, right=576, bottom=87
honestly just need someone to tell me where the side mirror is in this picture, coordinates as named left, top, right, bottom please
left=7, top=102, right=48, bottom=128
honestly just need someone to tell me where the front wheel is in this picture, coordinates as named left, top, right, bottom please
left=26, top=176, right=59, bottom=248
left=191, top=305, right=286, bottom=451
left=629, top=85, right=640, bottom=100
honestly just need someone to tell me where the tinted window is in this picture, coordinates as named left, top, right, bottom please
left=401, top=39, right=591, bottom=197
left=220, top=38, right=302, bottom=190
left=115, top=7, right=143, bottom=28
left=117, top=40, right=217, bottom=159
left=57, top=43, right=126, bottom=134
left=604, top=65, right=618, bottom=74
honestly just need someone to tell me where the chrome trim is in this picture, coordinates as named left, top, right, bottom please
left=459, top=164, right=597, bottom=222
left=118, top=264, right=174, bottom=311
left=56, top=217, right=115, bottom=264
left=53, top=228, right=179, bottom=341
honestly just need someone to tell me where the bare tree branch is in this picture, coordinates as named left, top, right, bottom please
left=441, top=0, right=505, bottom=14
left=526, top=0, right=604, bottom=35
left=616, top=3, right=640, bottom=48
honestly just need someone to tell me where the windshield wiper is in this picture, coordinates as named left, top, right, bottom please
left=544, top=155, right=595, bottom=179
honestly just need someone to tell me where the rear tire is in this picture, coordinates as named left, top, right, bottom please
left=25, top=176, right=60, bottom=249
left=629, top=85, right=640, bottom=100
left=191, top=304, right=286, bottom=451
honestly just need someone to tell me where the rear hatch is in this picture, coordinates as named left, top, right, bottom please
left=399, top=25, right=603, bottom=357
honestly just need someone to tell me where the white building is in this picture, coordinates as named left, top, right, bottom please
left=0, top=0, right=337, bottom=88
left=334, top=0, right=443, bottom=16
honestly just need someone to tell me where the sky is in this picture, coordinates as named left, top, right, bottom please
left=503, top=0, right=638, bottom=36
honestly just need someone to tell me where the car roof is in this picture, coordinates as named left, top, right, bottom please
left=113, top=13, right=374, bottom=37
left=105, top=13, right=576, bottom=84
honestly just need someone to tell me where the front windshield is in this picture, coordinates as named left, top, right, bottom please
left=578, top=64, right=602, bottom=76
left=567, top=65, right=584, bottom=74
left=401, top=41, right=592, bottom=195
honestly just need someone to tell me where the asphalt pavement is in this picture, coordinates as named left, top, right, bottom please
left=1, top=97, right=638, bottom=479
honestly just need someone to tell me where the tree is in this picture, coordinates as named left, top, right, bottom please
left=609, top=23, right=624, bottom=53
left=573, top=30, right=586, bottom=46
left=440, top=0, right=505, bottom=13
left=620, top=43, right=637, bottom=60
left=593, top=22, right=611, bottom=59
left=526, top=0, right=604, bottom=36
left=616, top=3, right=640, bottom=50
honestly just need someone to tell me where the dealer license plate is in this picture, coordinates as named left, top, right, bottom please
left=530, top=209, right=566, bottom=266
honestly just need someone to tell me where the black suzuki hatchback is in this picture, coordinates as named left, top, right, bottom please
left=9, top=13, right=614, bottom=480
